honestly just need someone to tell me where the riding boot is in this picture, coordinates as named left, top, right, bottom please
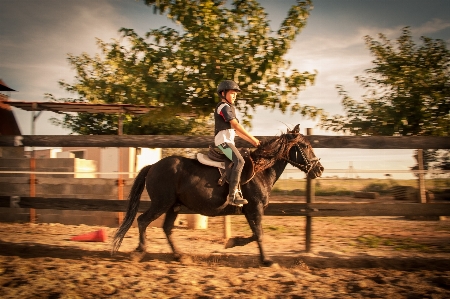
left=228, top=169, right=248, bottom=205
left=228, top=188, right=248, bottom=206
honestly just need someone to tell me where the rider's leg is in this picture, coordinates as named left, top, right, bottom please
left=218, top=142, right=247, bottom=205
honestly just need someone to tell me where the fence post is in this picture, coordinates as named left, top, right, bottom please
left=417, top=149, right=427, bottom=203
left=305, top=128, right=315, bottom=252
left=223, top=215, right=231, bottom=240
left=117, top=115, right=124, bottom=224
left=29, top=152, right=36, bottom=223
left=29, top=110, right=38, bottom=223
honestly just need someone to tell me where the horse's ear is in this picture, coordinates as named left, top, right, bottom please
left=293, top=124, right=300, bottom=134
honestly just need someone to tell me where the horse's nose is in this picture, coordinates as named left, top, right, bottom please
left=314, top=165, right=324, bottom=178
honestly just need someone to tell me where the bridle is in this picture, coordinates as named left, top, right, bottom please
left=252, top=132, right=320, bottom=175
left=282, top=142, right=320, bottom=175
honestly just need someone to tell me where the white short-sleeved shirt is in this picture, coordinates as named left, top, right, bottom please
left=214, top=102, right=236, bottom=146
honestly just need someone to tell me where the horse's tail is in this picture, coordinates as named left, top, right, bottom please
left=111, top=164, right=152, bottom=255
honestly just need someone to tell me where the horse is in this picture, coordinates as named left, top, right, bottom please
left=112, top=124, right=324, bottom=266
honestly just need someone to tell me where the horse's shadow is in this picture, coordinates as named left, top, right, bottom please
left=1, top=240, right=449, bottom=271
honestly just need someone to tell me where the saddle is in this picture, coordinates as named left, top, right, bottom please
left=196, top=146, right=255, bottom=186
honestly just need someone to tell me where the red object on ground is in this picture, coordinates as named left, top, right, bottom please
left=70, top=229, right=107, bottom=242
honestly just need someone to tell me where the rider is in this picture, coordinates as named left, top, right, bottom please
left=214, top=80, right=260, bottom=206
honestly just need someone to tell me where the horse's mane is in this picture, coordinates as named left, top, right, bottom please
left=250, top=131, right=307, bottom=173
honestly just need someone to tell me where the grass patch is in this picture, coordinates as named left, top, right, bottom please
left=265, top=225, right=286, bottom=232
left=271, top=185, right=353, bottom=196
left=356, top=235, right=385, bottom=248
left=355, top=234, right=429, bottom=251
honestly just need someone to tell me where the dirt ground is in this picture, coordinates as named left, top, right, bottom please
left=0, top=196, right=449, bottom=298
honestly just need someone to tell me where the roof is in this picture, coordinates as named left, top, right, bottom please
left=4, top=100, right=158, bottom=115
left=0, top=79, right=16, bottom=92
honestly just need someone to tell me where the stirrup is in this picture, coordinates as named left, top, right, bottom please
left=228, top=190, right=248, bottom=206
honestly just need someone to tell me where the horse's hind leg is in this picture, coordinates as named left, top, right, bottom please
left=162, top=207, right=182, bottom=260
left=136, top=207, right=166, bottom=252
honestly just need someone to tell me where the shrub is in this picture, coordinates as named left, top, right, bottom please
left=363, top=182, right=390, bottom=194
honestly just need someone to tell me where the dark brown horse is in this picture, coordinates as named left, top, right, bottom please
left=112, top=124, right=324, bottom=266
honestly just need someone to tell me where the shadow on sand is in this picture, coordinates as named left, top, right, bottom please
left=1, top=240, right=449, bottom=271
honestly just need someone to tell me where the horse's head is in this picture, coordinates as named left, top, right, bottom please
left=251, top=125, right=323, bottom=179
left=283, top=124, right=323, bottom=179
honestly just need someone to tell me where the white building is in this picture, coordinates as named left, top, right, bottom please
left=27, top=147, right=161, bottom=178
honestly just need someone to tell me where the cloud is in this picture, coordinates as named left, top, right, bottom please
left=1, top=0, right=128, bottom=135
left=2, top=1, right=129, bottom=101
left=284, top=14, right=450, bottom=116
left=280, top=26, right=374, bottom=117
left=355, top=18, right=450, bottom=42
left=414, top=18, right=450, bottom=35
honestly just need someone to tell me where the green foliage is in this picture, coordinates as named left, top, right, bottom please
left=320, top=27, right=450, bottom=137
left=53, top=0, right=319, bottom=135
left=436, top=150, right=450, bottom=172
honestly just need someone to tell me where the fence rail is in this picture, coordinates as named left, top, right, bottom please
left=0, top=135, right=449, bottom=149
left=2, top=169, right=449, bottom=175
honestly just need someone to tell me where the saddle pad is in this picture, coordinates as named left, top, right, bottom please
left=197, top=153, right=225, bottom=169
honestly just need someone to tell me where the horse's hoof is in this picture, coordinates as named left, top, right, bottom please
left=269, top=262, right=280, bottom=269
left=177, top=255, right=193, bottom=265
left=173, top=254, right=192, bottom=264
left=130, top=251, right=146, bottom=262
left=135, top=244, right=146, bottom=252
left=173, top=253, right=183, bottom=261
left=262, top=259, right=276, bottom=267
left=224, top=238, right=235, bottom=249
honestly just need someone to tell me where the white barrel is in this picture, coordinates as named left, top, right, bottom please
left=186, top=214, right=208, bottom=229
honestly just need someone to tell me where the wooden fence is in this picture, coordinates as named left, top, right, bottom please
left=1, top=135, right=448, bottom=149
left=0, top=134, right=449, bottom=252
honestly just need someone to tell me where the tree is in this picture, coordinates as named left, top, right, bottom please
left=411, top=149, right=450, bottom=178
left=320, top=27, right=450, bottom=137
left=51, top=0, right=317, bottom=135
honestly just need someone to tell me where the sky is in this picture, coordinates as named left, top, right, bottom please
left=1, top=0, right=449, bottom=179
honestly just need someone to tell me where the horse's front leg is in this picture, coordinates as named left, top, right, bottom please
left=236, top=203, right=273, bottom=266
left=247, top=208, right=273, bottom=266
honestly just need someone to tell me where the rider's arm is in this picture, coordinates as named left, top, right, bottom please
left=229, top=119, right=260, bottom=147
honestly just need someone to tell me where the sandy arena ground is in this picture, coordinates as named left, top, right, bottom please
left=0, top=196, right=449, bottom=298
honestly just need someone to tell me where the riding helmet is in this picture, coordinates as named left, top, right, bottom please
left=217, top=80, right=241, bottom=94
